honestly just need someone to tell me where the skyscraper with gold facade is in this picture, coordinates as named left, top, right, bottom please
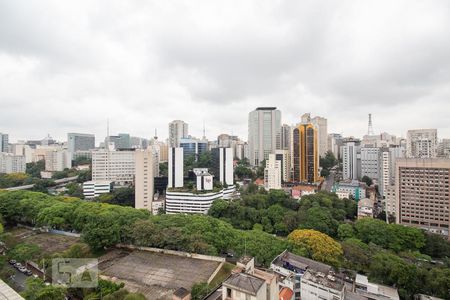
left=293, top=123, right=319, bottom=183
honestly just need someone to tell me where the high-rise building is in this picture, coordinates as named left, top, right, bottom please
left=378, top=146, right=405, bottom=197
left=0, top=133, right=9, bottom=153
left=248, top=107, right=281, bottom=167
left=107, top=133, right=131, bottom=150
left=275, top=149, right=290, bottom=182
left=10, top=143, right=34, bottom=163
left=67, top=133, right=95, bottom=153
left=406, top=129, right=438, bottom=158
left=280, top=124, right=291, bottom=151
left=342, top=139, right=361, bottom=180
left=311, top=116, right=328, bottom=158
left=91, top=149, right=135, bottom=185
left=438, top=139, right=450, bottom=158
left=395, top=158, right=450, bottom=240
left=169, top=120, right=189, bottom=148
left=180, top=137, right=208, bottom=160
left=327, top=133, right=343, bottom=160
left=264, top=154, right=281, bottom=190
left=0, top=153, right=26, bottom=173
left=168, top=147, right=184, bottom=188
left=45, top=149, right=72, bottom=172
left=360, top=147, right=380, bottom=181
left=211, top=148, right=234, bottom=186
left=135, top=149, right=155, bottom=212
left=293, top=123, right=319, bottom=183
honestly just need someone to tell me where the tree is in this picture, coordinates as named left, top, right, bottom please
left=341, top=238, right=371, bottom=273
left=320, top=151, right=338, bottom=177
left=26, top=160, right=45, bottom=178
left=65, top=182, right=83, bottom=198
left=361, top=176, right=373, bottom=187
left=256, top=160, right=266, bottom=179
left=337, top=223, right=355, bottom=240
left=298, top=207, right=339, bottom=237
left=159, top=162, right=168, bottom=176
left=288, top=229, right=343, bottom=267
left=422, top=233, right=450, bottom=259
left=9, top=243, right=40, bottom=262
left=191, top=282, right=211, bottom=300
left=21, top=277, right=66, bottom=300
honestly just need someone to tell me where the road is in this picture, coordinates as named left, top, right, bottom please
left=5, top=176, right=79, bottom=191
left=6, top=265, right=29, bottom=292
left=322, top=171, right=336, bottom=192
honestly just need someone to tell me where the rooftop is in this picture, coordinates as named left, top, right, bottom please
left=223, top=273, right=265, bottom=296
left=301, top=269, right=345, bottom=292
left=272, top=251, right=332, bottom=275
left=256, top=107, right=277, bottom=111
left=173, top=287, right=190, bottom=298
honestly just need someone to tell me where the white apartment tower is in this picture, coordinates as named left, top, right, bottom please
left=168, top=147, right=184, bottom=188
left=275, top=149, right=291, bottom=182
left=135, top=149, right=155, bottom=211
left=248, top=107, right=282, bottom=167
left=311, top=116, right=328, bottom=158
left=406, top=129, right=438, bottom=158
left=168, top=120, right=189, bottom=148
left=91, top=149, right=136, bottom=185
left=0, top=153, right=26, bottom=174
left=264, top=154, right=282, bottom=190
left=45, top=149, right=72, bottom=172
left=342, top=141, right=361, bottom=180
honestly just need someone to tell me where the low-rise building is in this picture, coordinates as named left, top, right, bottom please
left=353, top=274, right=399, bottom=300
left=83, top=181, right=112, bottom=199
left=332, top=181, right=366, bottom=201
left=300, top=269, right=345, bottom=300
left=357, top=198, right=374, bottom=219
left=222, top=272, right=267, bottom=300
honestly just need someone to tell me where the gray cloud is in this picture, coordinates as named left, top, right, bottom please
left=0, top=0, right=449, bottom=143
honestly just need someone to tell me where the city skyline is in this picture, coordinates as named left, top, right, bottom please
left=1, top=1, right=450, bottom=142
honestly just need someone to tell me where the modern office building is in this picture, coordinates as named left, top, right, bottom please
left=67, top=133, right=95, bottom=153
left=342, top=140, right=361, bottom=180
left=293, top=123, right=319, bottom=183
left=395, top=158, right=450, bottom=240
left=264, top=154, right=282, bottom=190
left=180, top=137, right=208, bottom=160
left=82, top=181, right=112, bottom=199
left=135, top=149, right=155, bottom=211
left=275, top=149, right=290, bottom=182
left=107, top=133, right=131, bottom=150
left=91, top=149, right=136, bottom=185
left=248, top=107, right=282, bottom=167
left=0, top=153, right=26, bottom=174
left=168, top=147, right=184, bottom=188
left=280, top=124, right=291, bottom=151
left=168, top=120, right=189, bottom=148
left=211, top=147, right=234, bottom=186
left=360, top=147, right=380, bottom=181
left=0, top=133, right=8, bottom=153
left=45, top=149, right=72, bottom=172
left=406, top=129, right=438, bottom=158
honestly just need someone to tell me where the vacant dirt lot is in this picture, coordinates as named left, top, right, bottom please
left=98, top=249, right=222, bottom=300
left=7, top=228, right=80, bottom=255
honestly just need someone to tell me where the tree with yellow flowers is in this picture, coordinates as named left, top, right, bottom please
left=287, top=229, right=343, bottom=267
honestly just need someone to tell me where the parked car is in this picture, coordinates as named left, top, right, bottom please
left=25, top=270, right=33, bottom=276
left=14, top=263, right=22, bottom=269
left=18, top=266, right=27, bottom=273
left=9, top=260, right=16, bottom=265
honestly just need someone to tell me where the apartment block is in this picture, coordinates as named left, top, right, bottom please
left=135, top=149, right=155, bottom=211
left=395, top=158, right=450, bottom=240
left=91, top=149, right=135, bottom=185
left=264, top=154, right=281, bottom=190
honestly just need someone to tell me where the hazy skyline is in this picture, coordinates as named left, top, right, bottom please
left=1, top=1, right=450, bottom=143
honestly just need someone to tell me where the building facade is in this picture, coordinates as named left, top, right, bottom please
left=180, top=138, right=208, bottom=160
left=0, top=133, right=8, bottom=153
left=275, top=149, right=291, bottom=182
left=0, top=153, right=26, bottom=174
left=360, top=147, right=380, bottom=181
left=169, top=120, right=189, bottom=148
left=91, top=149, right=136, bottom=185
left=67, top=133, right=95, bottom=153
left=82, top=181, right=112, bottom=199
left=135, top=149, right=155, bottom=212
left=264, top=154, right=282, bottom=190
left=45, top=149, right=72, bottom=172
left=168, top=147, right=184, bottom=188
left=395, top=158, right=450, bottom=240
left=211, top=147, right=234, bottom=186
left=293, top=123, right=319, bottom=183
left=406, top=129, right=438, bottom=158
left=342, top=140, right=361, bottom=180
left=311, top=116, right=328, bottom=158
left=248, top=107, right=281, bottom=167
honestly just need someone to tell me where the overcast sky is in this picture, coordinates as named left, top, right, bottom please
left=1, top=0, right=450, bottom=144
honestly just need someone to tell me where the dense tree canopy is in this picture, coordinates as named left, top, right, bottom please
left=319, top=151, right=338, bottom=177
